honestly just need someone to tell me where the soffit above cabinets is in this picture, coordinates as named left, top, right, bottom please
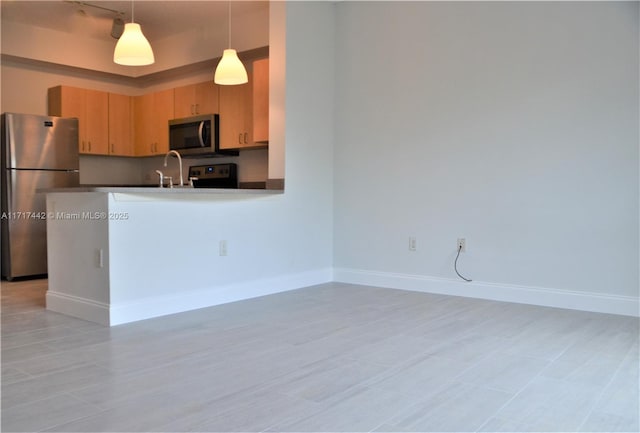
left=1, top=1, right=269, bottom=43
left=1, top=1, right=270, bottom=78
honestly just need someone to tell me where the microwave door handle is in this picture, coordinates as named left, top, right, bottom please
left=198, top=121, right=206, bottom=147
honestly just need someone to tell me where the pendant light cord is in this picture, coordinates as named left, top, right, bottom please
left=227, top=1, right=232, bottom=49
left=131, top=1, right=134, bottom=23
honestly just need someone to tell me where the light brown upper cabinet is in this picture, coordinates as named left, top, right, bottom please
left=252, top=58, right=269, bottom=143
left=48, top=85, right=109, bottom=155
left=218, top=58, right=269, bottom=150
left=49, top=57, right=268, bottom=156
left=133, top=89, right=174, bottom=156
left=174, top=82, right=219, bottom=119
left=219, top=71, right=254, bottom=150
left=108, top=93, right=134, bottom=156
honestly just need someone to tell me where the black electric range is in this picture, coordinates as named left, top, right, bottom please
left=188, top=163, right=238, bottom=188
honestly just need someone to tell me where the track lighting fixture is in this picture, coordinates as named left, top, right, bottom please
left=111, top=17, right=124, bottom=39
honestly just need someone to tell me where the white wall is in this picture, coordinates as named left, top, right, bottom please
left=268, top=0, right=286, bottom=181
left=333, top=1, right=639, bottom=314
left=0, top=59, right=137, bottom=115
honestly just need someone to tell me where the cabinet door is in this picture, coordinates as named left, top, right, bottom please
left=219, top=75, right=253, bottom=150
left=174, top=82, right=218, bottom=118
left=48, top=85, right=84, bottom=118
left=252, top=58, right=269, bottom=143
left=108, top=93, right=133, bottom=156
left=174, top=84, right=197, bottom=118
left=153, top=89, right=174, bottom=154
left=134, top=90, right=173, bottom=156
left=48, top=86, right=86, bottom=152
left=83, top=89, right=109, bottom=155
left=243, top=76, right=253, bottom=147
left=133, top=94, right=154, bottom=156
left=195, top=81, right=219, bottom=114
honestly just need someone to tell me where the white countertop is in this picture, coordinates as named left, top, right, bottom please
left=41, top=186, right=284, bottom=202
left=43, top=186, right=283, bottom=194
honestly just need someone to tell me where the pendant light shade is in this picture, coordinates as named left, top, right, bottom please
left=214, top=2, right=248, bottom=85
left=113, top=2, right=154, bottom=66
left=214, top=49, right=248, bottom=85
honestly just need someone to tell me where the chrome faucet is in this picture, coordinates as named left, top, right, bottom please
left=163, top=150, right=184, bottom=187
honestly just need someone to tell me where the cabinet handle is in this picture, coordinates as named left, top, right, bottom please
left=111, top=143, right=114, bottom=154
left=244, top=132, right=248, bottom=144
left=191, top=104, right=195, bottom=115
left=238, top=133, right=242, bottom=144
left=195, top=104, right=199, bottom=114
left=88, top=141, right=91, bottom=152
left=81, top=141, right=85, bottom=152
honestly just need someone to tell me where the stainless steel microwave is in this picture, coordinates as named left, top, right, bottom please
left=168, top=114, right=238, bottom=157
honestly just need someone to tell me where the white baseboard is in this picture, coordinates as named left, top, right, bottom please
left=46, top=291, right=111, bottom=326
left=47, top=267, right=637, bottom=326
left=334, top=267, right=639, bottom=317
left=106, top=267, right=333, bottom=326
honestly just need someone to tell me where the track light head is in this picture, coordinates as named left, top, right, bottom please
left=111, top=17, right=124, bottom=39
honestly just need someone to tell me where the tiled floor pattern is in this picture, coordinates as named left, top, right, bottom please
left=1, top=279, right=638, bottom=432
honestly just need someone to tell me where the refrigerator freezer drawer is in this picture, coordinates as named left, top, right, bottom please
left=1, top=169, right=79, bottom=280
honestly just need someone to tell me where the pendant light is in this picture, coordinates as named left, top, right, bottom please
left=214, top=1, right=248, bottom=85
left=113, top=1, right=155, bottom=66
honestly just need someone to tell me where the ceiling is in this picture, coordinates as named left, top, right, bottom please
left=1, top=1, right=269, bottom=42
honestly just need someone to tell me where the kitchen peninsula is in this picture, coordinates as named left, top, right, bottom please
left=45, top=187, right=283, bottom=326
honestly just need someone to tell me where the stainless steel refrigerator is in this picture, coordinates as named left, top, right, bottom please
left=1, top=113, right=79, bottom=280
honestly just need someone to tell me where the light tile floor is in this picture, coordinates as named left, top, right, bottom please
left=1, top=279, right=638, bottom=432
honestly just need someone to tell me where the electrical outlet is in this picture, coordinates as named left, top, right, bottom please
left=409, top=237, right=417, bottom=251
left=96, top=248, right=104, bottom=268
left=457, top=238, right=466, bottom=252
left=219, top=240, right=228, bottom=256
